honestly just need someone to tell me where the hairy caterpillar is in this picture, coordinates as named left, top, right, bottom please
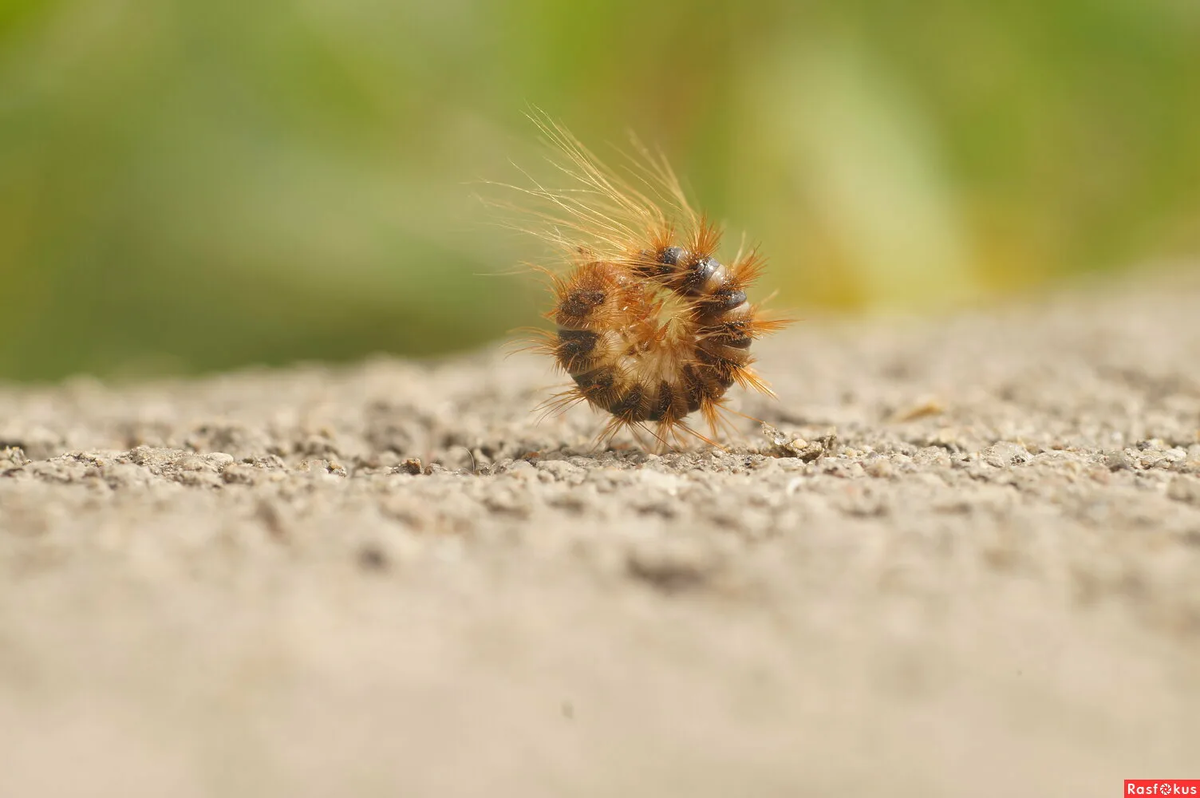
left=503, top=114, right=789, bottom=450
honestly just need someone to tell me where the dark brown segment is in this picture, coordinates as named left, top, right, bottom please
left=647, top=380, right=674, bottom=422
left=681, top=364, right=727, bottom=413
left=657, top=246, right=687, bottom=266
left=558, top=288, right=607, bottom=319
left=573, top=367, right=613, bottom=393
left=707, top=286, right=747, bottom=311
left=695, top=348, right=739, bottom=389
left=632, top=246, right=685, bottom=281
left=609, top=384, right=648, bottom=421
left=706, top=318, right=753, bottom=349
left=690, top=284, right=749, bottom=327
left=555, top=328, right=599, bottom=373
left=679, top=255, right=720, bottom=295
left=572, top=367, right=621, bottom=407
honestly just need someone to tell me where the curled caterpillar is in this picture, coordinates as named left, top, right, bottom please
left=504, top=114, right=788, bottom=450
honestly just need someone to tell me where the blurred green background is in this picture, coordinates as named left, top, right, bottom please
left=1, top=0, right=1197, bottom=382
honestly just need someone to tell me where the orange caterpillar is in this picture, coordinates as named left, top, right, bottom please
left=508, top=114, right=788, bottom=450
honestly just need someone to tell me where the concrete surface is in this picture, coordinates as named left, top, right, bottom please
left=2, top=273, right=1199, bottom=797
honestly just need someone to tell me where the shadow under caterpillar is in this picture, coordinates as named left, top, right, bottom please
left=498, top=112, right=790, bottom=451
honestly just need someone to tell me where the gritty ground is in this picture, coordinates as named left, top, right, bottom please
left=2, top=272, right=1199, bottom=797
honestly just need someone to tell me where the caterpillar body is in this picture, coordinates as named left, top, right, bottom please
left=507, top=115, right=788, bottom=450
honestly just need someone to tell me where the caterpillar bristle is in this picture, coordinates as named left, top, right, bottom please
left=730, top=249, right=768, bottom=286
left=689, top=217, right=724, bottom=261
left=498, top=111, right=791, bottom=451
left=534, top=387, right=587, bottom=425
left=728, top=364, right=777, bottom=398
